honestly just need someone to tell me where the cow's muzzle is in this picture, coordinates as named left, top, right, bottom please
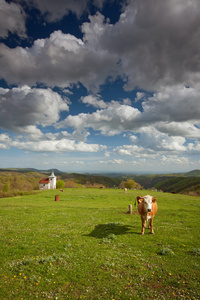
left=147, top=209, right=151, bottom=212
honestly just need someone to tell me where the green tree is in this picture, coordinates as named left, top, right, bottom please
left=56, top=180, right=65, bottom=189
left=124, top=179, right=136, bottom=190
left=119, top=181, right=125, bottom=189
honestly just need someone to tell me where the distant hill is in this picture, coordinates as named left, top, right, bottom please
left=0, top=168, right=199, bottom=197
left=114, top=171, right=200, bottom=196
left=155, top=177, right=200, bottom=196
left=0, top=170, right=45, bottom=198
left=184, top=169, right=200, bottom=177
left=0, top=168, right=64, bottom=174
left=59, top=172, right=121, bottom=188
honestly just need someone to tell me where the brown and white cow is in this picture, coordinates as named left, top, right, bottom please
left=135, top=195, right=158, bottom=235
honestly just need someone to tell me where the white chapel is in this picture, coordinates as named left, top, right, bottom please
left=39, top=171, right=57, bottom=190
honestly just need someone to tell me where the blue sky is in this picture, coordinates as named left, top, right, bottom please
left=0, top=0, right=200, bottom=174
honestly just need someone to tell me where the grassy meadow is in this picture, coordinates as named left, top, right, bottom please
left=0, top=188, right=200, bottom=299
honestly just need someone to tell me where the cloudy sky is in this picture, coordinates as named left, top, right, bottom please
left=0, top=0, right=200, bottom=174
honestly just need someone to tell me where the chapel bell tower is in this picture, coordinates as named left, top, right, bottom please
left=49, top=170, right=56, bottom=189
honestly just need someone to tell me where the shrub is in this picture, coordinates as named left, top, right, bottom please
left=190, top=248, right=200, bottom=256
left=158, top=247, right=174, bottom=256
left=65, top=180, right=79, bottom=188
left=56, top=180, right=65, bottom=189
left=102, top=234, right=117, bottom=243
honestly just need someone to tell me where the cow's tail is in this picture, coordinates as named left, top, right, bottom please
left=134, top=197, right=137, bottom=207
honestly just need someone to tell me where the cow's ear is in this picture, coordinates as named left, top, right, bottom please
left=152, top=197, right=157, bottom=203
left=137, top=196, right=143, bottom=203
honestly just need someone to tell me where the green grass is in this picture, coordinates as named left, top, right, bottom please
left=0, top=189, right=200, bottom=299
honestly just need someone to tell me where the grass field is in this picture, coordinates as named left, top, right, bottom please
left=0, top=188, right=200, bottom=299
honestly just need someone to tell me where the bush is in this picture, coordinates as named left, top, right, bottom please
left=65, top=181, right=79, bottom=188
left=190, top=248, right=200, bottom=256
left=56, top=180, right=65, bottom=189
left=158, top=247, right=174, bottom=256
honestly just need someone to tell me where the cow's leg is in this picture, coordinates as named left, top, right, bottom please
left=149, top=218, right=154, bottom=234
left=148, top=220, right=151, bottom=229
left=141, top=218, right=146, bottom=235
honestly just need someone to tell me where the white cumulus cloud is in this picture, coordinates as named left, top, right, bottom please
left=12, top=138, right=105, bottom=153
left=80, top=94, right=108, bottom=109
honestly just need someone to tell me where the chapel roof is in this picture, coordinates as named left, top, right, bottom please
left=39, top=178, right=50, bottom=184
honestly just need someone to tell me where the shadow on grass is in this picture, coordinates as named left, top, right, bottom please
left=85, top=222, right=137, bottom=239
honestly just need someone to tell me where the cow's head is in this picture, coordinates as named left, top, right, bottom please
left=138, top=195, right=157, bottom=212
